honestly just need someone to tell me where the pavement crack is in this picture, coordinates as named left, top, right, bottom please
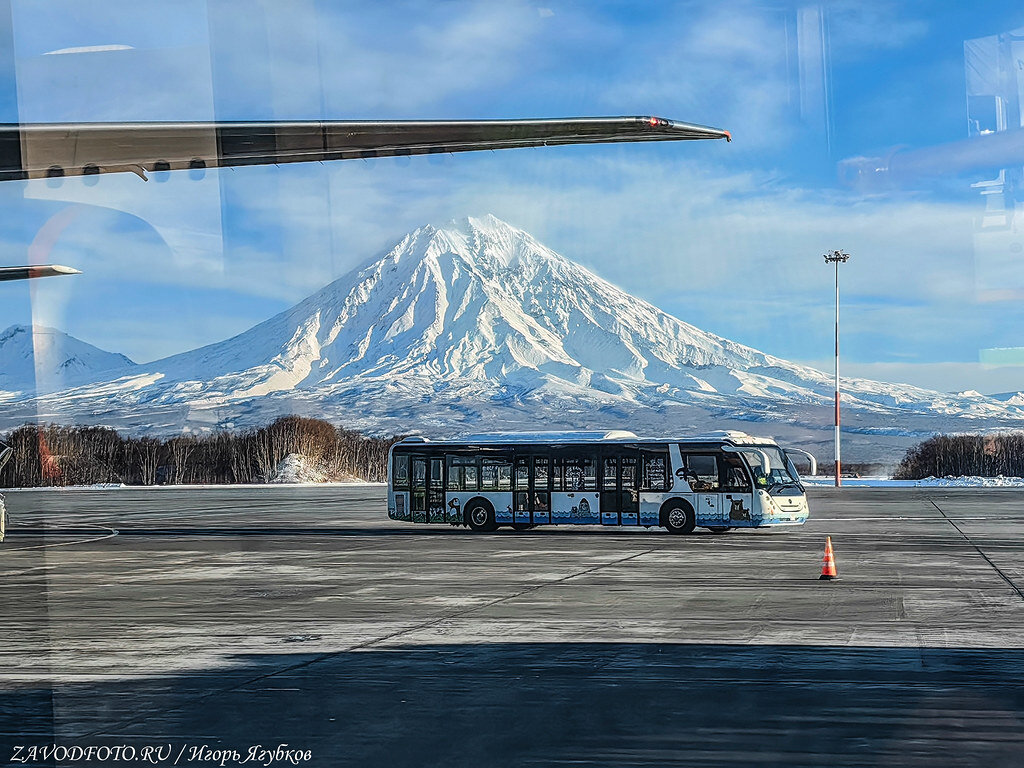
left=927, top=497, right=1024, bottom=603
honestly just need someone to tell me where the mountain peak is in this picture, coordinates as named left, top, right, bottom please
left=392, top=214, right=559, bottom=271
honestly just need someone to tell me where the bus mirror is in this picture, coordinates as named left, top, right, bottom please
left=784, top=448, right=817, bottom=477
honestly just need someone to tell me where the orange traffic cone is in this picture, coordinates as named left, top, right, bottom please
left=819, top=536, right=838, bottom=580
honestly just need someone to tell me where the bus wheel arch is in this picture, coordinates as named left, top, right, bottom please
left=464, top=497, right=497, bottom=532
left=660, top=499, right=696, bottom=535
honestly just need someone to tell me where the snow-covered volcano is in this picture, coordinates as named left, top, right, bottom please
left=5, top=215, right=1023, bottom=462
left=0, top=325, right=134, bottom=394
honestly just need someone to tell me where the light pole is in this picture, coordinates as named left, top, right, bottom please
left=823, top=250, right=850, bottom=488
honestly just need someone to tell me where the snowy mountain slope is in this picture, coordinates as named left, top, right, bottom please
left=4, top=215, right=1023, bottom=461
left=0, top=325, right=134, bottom=394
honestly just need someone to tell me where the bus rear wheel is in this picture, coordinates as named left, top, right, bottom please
left=465, top=500, right=497, bottom=532
left=663, top=504, right=696, bottom=535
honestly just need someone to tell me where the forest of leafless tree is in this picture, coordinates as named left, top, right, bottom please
left=0, top=416, right=400, bottom=487
left=893, top=433, right=1024, bottom=479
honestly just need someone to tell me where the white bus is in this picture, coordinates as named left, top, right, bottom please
left=387, top=430, right=816, bottom=534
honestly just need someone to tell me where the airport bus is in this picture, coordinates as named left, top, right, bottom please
left=387, top=430, right=816, bottom=534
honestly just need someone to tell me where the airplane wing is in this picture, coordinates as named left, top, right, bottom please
left=0, top=265, right=81, bottom=281
left=0, top=116, right=730, bottom=181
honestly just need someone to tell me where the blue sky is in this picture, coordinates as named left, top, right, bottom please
left=2, top=0, right=1024, bottom=393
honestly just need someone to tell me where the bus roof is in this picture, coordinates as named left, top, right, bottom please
left=395, top=430, right=779, bottom=448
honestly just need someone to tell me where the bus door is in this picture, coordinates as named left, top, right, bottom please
left=600, top=454, right=639, bottom=525
left=532, top=456, right=551, bottom=524
left=600, top=455, right=620, bottom=524
left=426, top=456, right=445, bottom=523
left=514, top=457, right=531, bottom=525
left=719, top=453, right=754, bottom=524
left=515, top=455, right=551, bottom=524
left=619, top=455, right=639, bottom=524
left=410, top=456, right=428, bottom=523
left=685, top=453, right=721, bottom=522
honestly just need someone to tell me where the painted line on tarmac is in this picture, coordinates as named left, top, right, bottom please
left=927, top=497, right=1024, bottom=603
left=2, top=524, right=118, bottom=551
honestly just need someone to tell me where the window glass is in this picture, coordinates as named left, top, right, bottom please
left=515, top=459, right=529, bottom=490
left=464, top=464, right=479, bottom=491
left=481, top=462, right=498, bottom=491
left=412, top=458, right=426, bottom=487
left=641, top=452, right=668, bottom=491
left=393, top=454, right=409, bottom=489
left=621, top=456, right=637, bottom=490
left=552, top=457, right=564, bottom=492
left=685, top=454, right=719, bottom=491
left=582, top=456, right=596, bottom=490
left=447, top=456, right=478, bottom=491
left=602, top=457, right=618, bottom=490
left=480, top=458, right=511, bottom=491
left=534, top=457, right=549, bottom=489
left=721, top=455, right=751, bottom=492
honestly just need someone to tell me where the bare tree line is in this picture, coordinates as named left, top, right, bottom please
left=893, top=433, right=1024, bottom=480
left=0, top=416, right=401, bottom=488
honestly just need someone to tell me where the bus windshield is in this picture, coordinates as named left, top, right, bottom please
left=741, top=446, right=800, bottom=489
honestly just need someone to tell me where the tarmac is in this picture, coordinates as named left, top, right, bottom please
left=1, top=485, right=1023, bottom=767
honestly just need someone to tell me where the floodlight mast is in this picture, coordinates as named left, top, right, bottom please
left=823, top=250, right=850, bottom=487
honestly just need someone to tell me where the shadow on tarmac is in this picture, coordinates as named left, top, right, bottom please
left=3, top=643, right=1023, bottom=767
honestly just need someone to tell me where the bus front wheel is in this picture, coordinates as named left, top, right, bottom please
left=663, top=504, right=696, bottom=535
left=465, top=500, right=497, bottom=532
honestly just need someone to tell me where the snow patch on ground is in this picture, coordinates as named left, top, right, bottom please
left=804, top=475, right=1024, bottom=487
left=268, top=453, right=330, bottom=484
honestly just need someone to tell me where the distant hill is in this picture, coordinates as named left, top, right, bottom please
left=0, top=325, right=134, bottom=394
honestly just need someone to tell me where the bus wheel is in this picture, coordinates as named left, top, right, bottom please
left=708, top=526, right=732, bottom=534
left=663, top=504, right=696, bottom=535
left=465, top=500, right=497, bottom=532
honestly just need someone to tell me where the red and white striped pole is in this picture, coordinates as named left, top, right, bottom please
left=824, top=250, right=850, bottom=488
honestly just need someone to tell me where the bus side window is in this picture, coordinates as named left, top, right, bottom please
left=641, top=451, right=668, bottom=491
left=481, top=458, right=511, bottom=491
left=446, top=456, right=462, bottom=491
left=686, top=454, right=719, bottom=491
left=393, top=454, right=410, bottom=490
left=464, top=463, right=478, bottom=491
left=448, top=456, right=478, bottom=491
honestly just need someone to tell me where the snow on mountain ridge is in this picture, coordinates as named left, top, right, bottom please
left=2, top=216, right=1022, bottom=460
left=0, top=324, right=135, bottom=393
left=109, top=215, right=1021, bottom=424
